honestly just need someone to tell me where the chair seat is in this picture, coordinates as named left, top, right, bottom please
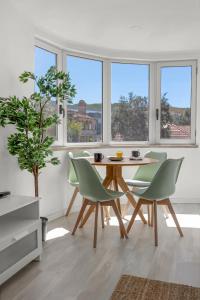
left=132, top=186, right=172, bottom=201
left=106, top=189, right=124, bottom=199
left=131, top=187, right=149, bottom=197
left=125, top=179, right=151, bottom=187
left=86, top=189, right=124, bottom=203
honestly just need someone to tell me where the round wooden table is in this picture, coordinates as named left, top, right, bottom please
left=87, top=156, right=158, bottom=224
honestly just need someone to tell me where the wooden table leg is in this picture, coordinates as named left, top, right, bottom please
left=123, top=200, right=130, bottom=218
left=102, top=166, right=113, bottom=220
left=116, top=167, right=147, bottom=224
left=113, top=167, right=122, bottom=215
left=102, top=165, right=113, bottom=186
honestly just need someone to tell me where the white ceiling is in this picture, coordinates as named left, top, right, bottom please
left=11, top=0, right=200, bottom=56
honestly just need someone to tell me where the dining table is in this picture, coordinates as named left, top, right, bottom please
left=86, top=156, right=158, bottom=224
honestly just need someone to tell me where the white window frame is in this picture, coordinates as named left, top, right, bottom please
left=155, top=60, right=197, bottom=145
left=34, top=39, right=197, bottom=147
left=63, top=50, right=105, bottom=147
left=109, top=59, right=151, bottom=146
left=35, top=39, right=63, bottom=146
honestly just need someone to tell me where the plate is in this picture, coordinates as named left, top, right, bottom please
left=129, top=157, right=143, bottom=161
left=108, top=156, right=124, bottom=161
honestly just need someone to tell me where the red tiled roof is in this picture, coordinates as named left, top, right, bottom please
left=168, top=124, right=190, bottom=138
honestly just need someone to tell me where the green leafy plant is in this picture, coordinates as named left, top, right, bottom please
left=67, top=119, right=83, bottom=142
left=0, top=67, right=76, bottom=197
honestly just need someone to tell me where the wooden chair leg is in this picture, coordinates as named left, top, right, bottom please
left=167, top=199, right=183, bottom=237
left=147, top=205, right=151, bottom=226
left=111, top=201, right=128, bottom=239
left=79, top=205, right=95, bottom=228
left=153, top=200, right=158, bottom=246
left=150, top=204, right=154, bottom=227
left=127, top=199, right=143, bottom=233
left=81, top=198, right=84, bottom=222
left=93, top=202, right=99, bottom=248
left=72, top=199, right=88, bottom=235
left=65, top=187, right=79, bottom=216
left=116, top=198, right=121, bottom=215
left=101, top=206, right=105, bottom=229
left=117, top=177, right=147, bottom=224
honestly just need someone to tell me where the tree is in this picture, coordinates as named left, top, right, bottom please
left=111, top=92, right=148, bottom=141
left=0, top=67, right=76, bottom=197
left=67, top=120, right=83, bottom=142
left=160, top=93, right=173, bottom=138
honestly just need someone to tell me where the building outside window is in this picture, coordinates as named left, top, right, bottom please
left=66, top=55, right=103, bottom=143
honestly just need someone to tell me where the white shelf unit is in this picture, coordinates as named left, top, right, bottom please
left=0, top=195, right=42, bottom=285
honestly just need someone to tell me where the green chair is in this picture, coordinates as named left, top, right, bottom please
left=127, top=158, right=184, bottom=246
left=71, top=158, right=128, bottom=248
left=124, top=151, right=167, bottom=220
left=65, top=151, right=91, bottom=216
left=125, top=151, right=167, bottom=188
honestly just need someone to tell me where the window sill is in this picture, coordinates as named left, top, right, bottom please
left=52, top=143, right=199, bottom=151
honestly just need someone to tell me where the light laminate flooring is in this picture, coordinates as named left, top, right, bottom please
left=1, top=204, right=200, bottom=300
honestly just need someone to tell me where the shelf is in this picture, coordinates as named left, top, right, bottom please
left=0, top=217, right=40, bottom=250
left=0, top=195, right=42, bottom=285
left=0, top=195, right=39, bottom=217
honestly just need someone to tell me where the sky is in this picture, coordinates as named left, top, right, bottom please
left=35, top=47, right=56, bottom=77
left=35, top=47, right=192, bottom=108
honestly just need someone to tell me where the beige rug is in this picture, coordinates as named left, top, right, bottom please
left=110, top=275, right=200, bottom=300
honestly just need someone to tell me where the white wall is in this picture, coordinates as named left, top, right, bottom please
left=0, top=2, right=67, bottom=218
left=0, top=2, right=200, bottom=220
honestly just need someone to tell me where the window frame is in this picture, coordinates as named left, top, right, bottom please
left=156, top=60, right=197, bottom=145
left=63, top=50, right=105, bottom=147
left=109, top=59, right=151, bottom=145
left=35, top=39, right=63, bottom=146
left=34, top=39, right=197, bottom=147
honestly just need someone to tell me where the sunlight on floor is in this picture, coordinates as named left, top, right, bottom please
left=46, top=227, right=70, bottom=241
left=106, top=213, right=200, bottom=229
left=166, top=214, right=200, bottom=229
left=106, top=214, right=148, bottom=226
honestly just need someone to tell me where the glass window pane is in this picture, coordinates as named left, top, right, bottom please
left=67, top=56, right=103, bottom=143
left=160, top=66, right=192, bottom=139
left=111, top=63, right=149, bottom=142
left=34, top=47, right=57, bottom=140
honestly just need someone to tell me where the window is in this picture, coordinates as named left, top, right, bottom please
left=35, top=40, right=197, bottom=147
left=111, top=63, right=149, bottom=142
left=34, top=46, right=58, bottom=140
left=66, top=55, right=103, bottom=143
left=156, top=61, right=196, bottom=144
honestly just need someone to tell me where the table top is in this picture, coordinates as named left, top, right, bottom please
left=86, top=156, right=158, bottom=167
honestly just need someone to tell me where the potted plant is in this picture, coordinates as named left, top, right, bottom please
left=0, top=66, right=76, bottom=240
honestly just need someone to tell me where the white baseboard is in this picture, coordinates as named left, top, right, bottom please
left=46, top=209, right=65, bottom=221
left=171, top=197, right=200, bottom=204
left=46, top=198, right=200, bottom=222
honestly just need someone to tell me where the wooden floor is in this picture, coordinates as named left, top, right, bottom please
left=1, top=204, right=200, bottom=300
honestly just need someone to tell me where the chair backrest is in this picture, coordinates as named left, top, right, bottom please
left=66, top=151, right=91, bottom=185
left=142, top=158, right=184, bottom=200
left=71, top=158, right=108, bottom=201
left=134, top=151, right=167, bottom=182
